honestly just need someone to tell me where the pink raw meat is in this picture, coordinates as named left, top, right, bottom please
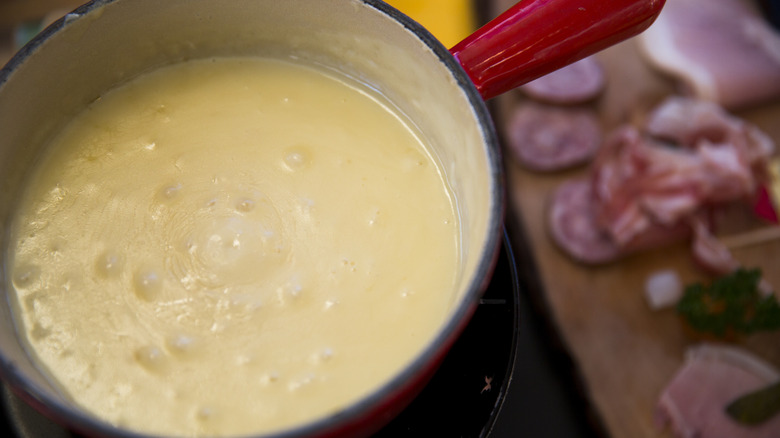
left=657, top=344, right=780, bottom=438
left=547, top=97, right=775, bottom=267
left=638, top=0, right=780, bottom=109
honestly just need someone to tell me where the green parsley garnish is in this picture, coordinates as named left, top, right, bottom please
left=676, top=268, right=780, bottom=338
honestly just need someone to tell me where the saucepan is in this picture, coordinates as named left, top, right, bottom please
left=0, top=0, right=663, bottom=437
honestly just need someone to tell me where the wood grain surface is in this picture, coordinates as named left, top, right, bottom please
left=492, top=23, right=780, bottom=438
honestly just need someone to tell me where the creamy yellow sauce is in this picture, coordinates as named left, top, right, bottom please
left=6, top=57, right=459, bottom=436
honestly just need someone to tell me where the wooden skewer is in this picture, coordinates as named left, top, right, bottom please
left=721, top=226, right=780, bottom=250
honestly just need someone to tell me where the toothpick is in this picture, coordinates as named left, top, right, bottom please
left=720, top=226, right=780, bottom=250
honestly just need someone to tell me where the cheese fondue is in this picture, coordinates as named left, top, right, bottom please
left=6, top=57, right=459, bottom=436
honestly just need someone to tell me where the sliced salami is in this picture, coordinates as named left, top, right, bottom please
left=520, top=56, right=606, bottom=104
left=547, top=178, right=622, bottom=265
left=505, top=102, right=602, bottom=172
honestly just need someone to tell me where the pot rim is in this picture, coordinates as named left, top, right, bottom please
left=0, top=1, right=505, bottom=436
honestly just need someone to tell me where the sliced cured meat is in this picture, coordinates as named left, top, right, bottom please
left=504, top=102, right=602, bottom=172
left=592, top=126, right=702, bottom=244
left=519, top=56, right=606, bottom=104
left=548, top=177, right=690, bottom=265
left=690, top=215, right=741, bottom=275
left=656, top=344, right=780, bottom=438
left=593, top=119, right=772, bottom=248
left=547, top=179, right=621, bottom=264
left=645, top=96, right=775, bottom=173
left=637, top=0, right=780, bottom=109
left=548, top=98, right=775, bottom=267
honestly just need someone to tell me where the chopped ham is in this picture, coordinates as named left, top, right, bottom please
left=592, top=127, right=703, bottom=244
left=645, top=97, right=775, bottom=173
left=689, top=215, right=741, bottom=275
left=548, top=97, right=775, bottom=268
left=637, top=0, right=780, bottom=109
left=656, top=344, right=780, bottom=438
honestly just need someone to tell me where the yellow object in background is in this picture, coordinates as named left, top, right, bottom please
left=385, top=0, right=476, bottom=48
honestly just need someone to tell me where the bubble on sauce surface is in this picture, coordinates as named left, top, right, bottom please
left=166, top=334, right=199, bottom=356
left=287, top=373, right=316, bottom=392
left=235, top=197, right=255, bottom=213
left=48, top=238, right=67, bottom=260
left=158, top=183, right=182, bottom=201
left=133, top=269, right=162, bottom=301
left=29, top=322, right=51, bottom=341
left=235, top=355, right=252, bottom=366
left=111, top=382, right=134, bottom=401
left=281, top=146, right=311, bottom=171
left=367, top=207, right=381, bottom=226
left=195, top=406, right=215, bottom=422
left=259, top=371, right=280, bottom=386
left=275, top=277, right=303, bottom=305
left=199, top=216, right=284, bottom=277
left=12, top=264, right=41, bottom=290
left=339, top=258, right=357, bottom=273
left=166, top=190, right=289, bottom=291
left=309, top=348, right=334, bottom=365
left=135, top=345, right=167, bottom=372
left=96, top=250, right=124, bottom=277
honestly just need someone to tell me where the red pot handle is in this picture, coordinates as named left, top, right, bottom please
left=450, top=0, right=666, bottom=100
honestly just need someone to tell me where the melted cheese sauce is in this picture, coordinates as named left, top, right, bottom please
left=6, top=57, right=459, bottom=436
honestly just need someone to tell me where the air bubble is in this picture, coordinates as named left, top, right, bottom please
left=367, top=208, right=381, bottom=226
left=96, top=251, right=124, bottom=277
left=287, top=373, right=315, bottom=392
left=133, top=269, right=162, bottom=301
left=282, top=146, right=311, bottom=171
left=134, top=345, right=166, bottom=372
left=310, top=348, right=333, bottom=364
left=13, top=265, right=41, bottom=289
left=166, top=334, right=198, bottom=356
left=235, top=198, right=255, bottom=213
left=259, top=371, right=279, bottom=386
left=158, top=183, right=182, bottom=200
left=195, top=406, right=214, bottom=421
left=276, top=280, right=303, bottom=304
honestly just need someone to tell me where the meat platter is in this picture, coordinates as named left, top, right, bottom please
left=489, top=0, right=780, bottom=436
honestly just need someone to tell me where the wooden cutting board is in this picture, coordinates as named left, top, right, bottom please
left=492, top=22, right=780, bottom=438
